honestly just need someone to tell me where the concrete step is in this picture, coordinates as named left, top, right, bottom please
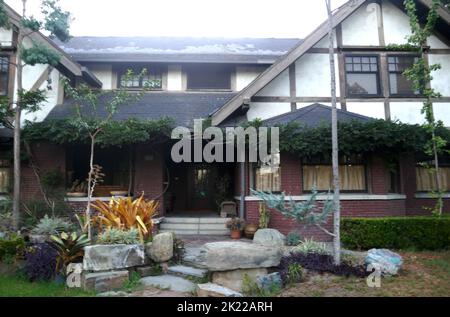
left=161, top=223, right=228, bottom=231
left=164, top=217, right=230, bottom=224
left=160, top=217, right=231, bottom=236
left=168, top=265, right=208, bottom=279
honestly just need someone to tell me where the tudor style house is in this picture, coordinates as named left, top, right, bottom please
left=0, top=0, right=449, bottom=239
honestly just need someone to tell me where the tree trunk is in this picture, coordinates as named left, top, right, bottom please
left=326, top=0, right=341, bottom=265
left=12, top=23, right=24, bottom=231
left=85, top=134, right=96, bottom=240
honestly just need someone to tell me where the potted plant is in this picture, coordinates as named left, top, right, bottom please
left=66, top=180, right=87, bottom=197
left=226, top=218, right=245, bottom=239
left=244, top=223, right=259, bottom=239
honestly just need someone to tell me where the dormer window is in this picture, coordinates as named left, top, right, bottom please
left=186, top=64, right=231, bottom=90
left=119, top=66, right=163, bottom=89
left=0, top=56, right=9, bottom=96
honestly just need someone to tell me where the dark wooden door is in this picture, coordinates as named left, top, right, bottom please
left=187, top=164, right=217, bottom=211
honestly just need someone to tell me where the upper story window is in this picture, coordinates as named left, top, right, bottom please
left=345, top=56, right=380, bottom=97
left=0, top=56, right=9, bottom=96
left=119, top=66, right=163, bottom=89
left=186, top=64, right=231, bottom=90
left=388, top=55, right=419, bottom=96
left=302, top=154, right=367, bottom=192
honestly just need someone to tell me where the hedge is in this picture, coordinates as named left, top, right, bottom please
left=341, top=216, right=450, bottom=250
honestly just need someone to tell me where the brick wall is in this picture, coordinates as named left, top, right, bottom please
left=22, top=142, right=66, bottom=201
left=241, top=152, right=449, bottom=241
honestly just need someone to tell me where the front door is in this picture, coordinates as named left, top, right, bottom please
left=187, top=164, right=217, bottom=211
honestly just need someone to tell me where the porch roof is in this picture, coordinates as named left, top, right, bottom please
left=46, top=91, right=237, bottom=127
left=262, top=103, right=374, bottom=127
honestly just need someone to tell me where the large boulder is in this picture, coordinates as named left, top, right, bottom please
left=83, top=244, right=145, bottom=271
left=83, top=270, right=129, bottom=292
left=253, top=229, right=286, bottom=247
left=197, top=283, right=243, bottom=297
left=365, top=249, right=403, bottom=276
left=203, top=241, right=282, bottom=271
left=212, top=268, right=268, bottom=292
left=146, top=232, right=174, bottom=263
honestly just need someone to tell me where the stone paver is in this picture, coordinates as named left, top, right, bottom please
left=140, top=274, right=197, bottom=293
left=168, top=265, right=208, bottom=278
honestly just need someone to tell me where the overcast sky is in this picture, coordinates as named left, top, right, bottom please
left=5, top=0, right=349, bottom=38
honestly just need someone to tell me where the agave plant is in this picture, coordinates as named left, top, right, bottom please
left=49, top=232, right=90, bottom=274
left=91, top=194, right=159, bottom=243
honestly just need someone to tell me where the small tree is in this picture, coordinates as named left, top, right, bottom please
left=0, top=0, right=71, bottom=230
left=401, top=0, right=446, bottom=216
left=61, top=70, right=154, bottom=239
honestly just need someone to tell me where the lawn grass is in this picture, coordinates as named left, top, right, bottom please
left=0, top=274, right=95, bottom=297
left=280, top=251, right=450, bottom=297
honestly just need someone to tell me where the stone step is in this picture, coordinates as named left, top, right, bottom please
left=160, top=229, right=229, bottom=236
left=163, top=217, right=231, bottom=224
left=139, top=274, right=197, bottom=293
left=168, top=265, right=208, bottom=278
left=160, top=223, right=228, bottom=230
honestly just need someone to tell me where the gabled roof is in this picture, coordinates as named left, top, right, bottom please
left=46, top=92, right=237, bottom=128
left=263, top=103, right=373, bottom=127
left=211, top=0, right=450, bottom=125
left=55, top=37, right=301, bottom=64
left=2, top=3, right=101, bottom=87
left=210, top=0, right=368, bottom=125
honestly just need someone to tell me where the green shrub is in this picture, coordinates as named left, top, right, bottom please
left=31, top=215, right=73, bottom=236
left=0, top=234, right=25, bottom=261
left=341, top=216, right=450, bottom=250
left=286, top=231, right=302, bottom=246
left=294, top=238, right=330, bottom=255
left=97, top=228, right=140, bottom=245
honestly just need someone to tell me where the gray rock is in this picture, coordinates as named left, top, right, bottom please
left=83, top=244, right=145, bottom=271
left=168, top=265, right=208, bottom=278
left=140, top=275, right=197, bottom=293
left=197, top=283, right=243, bottom=297
left=29, top=234, right=48, bottom=243
left=253, top=229, right=286, bottom=247
left=146, top=232, right=174, bottom=263
left=83, top=271, right=129, bottom=292
left=203, top=241, right=282, bottom=271
left=256, top=272, right=283, bottom=292
left=365, top=249, right=403, bottom=276
left=212, top=268, right=268, bottom=292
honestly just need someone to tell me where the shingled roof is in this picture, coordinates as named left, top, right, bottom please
left=46, top=92, right=237, bottom=127
left=263, top=103, right=374, bottom=127
left=54, top=37, right=301, bottom=64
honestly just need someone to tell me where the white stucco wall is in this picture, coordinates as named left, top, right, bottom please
left=390, top=102, right=424, bottom=124
left=382, top=1, right=449, bottom=48
left=167, top=64, right=183, bottom=91
left=313, top=34, right=337, bottom=49
left=22, top=68, right=61, bottom=123
left=88, top=64, right=113, bottom=90
left=429, top=54, right=450, bottom=97
left=0, top=27, right=12, bottom=46
left=434, top=103, right=450, bottom=127
left=346, top=102, right=385, bottom=119
left=235, top=66, right=264, bottom=91
left=247, top=102, right=291, bottom=121
left=342, top=2, right=380, bottom=46
left=255, top=69, right=290, bottom=97
left=295, top=53, right=340, bottom=97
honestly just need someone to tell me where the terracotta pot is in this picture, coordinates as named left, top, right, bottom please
left=230, top=229, right=242, bottom=239
left=244, top=223, right=259, bottom=239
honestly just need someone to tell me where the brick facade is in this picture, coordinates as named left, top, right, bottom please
left=20, top=143, right=449, bottom=241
